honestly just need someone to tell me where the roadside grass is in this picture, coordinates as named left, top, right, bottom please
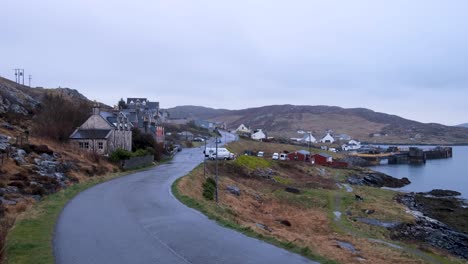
left=4, top=163, right=157, bottom=264
left=234, top=155, right=272, bottom=170
left=172, top=176, right=339, bottom=264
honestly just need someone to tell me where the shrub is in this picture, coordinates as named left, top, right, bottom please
left=202, top=177, right=216, bottom=201
left=132, top=149, right=152, bottom=157
left=109, top=149, right=132, bottom=162
left=33, top=93, right=91, bottom=142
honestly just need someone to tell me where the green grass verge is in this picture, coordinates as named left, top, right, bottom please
left=171, top=176, right=339, bottom=264
left=4, top=163, right=157, bottom=264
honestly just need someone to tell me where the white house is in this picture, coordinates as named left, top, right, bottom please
left=342, top=139, right=361, bottom=151
left=251, top=129, right=266, bottom=140
left=235, top=124, right=251, bottom=134
left=320, top=132, right=335, bottom=143
left=300, top=133, right=317, bottom=143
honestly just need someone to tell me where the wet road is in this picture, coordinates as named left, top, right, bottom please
left=54, top=132, right=316, bottom=264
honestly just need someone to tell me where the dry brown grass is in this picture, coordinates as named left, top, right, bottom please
left=178, top=162, right=432, bottom=264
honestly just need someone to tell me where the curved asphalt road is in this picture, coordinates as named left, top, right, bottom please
left=54, top=132, right=316, bottom=264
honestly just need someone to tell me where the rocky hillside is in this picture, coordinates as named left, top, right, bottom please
left=0, top=76, right=95, bottom=117
left=167, top=105, right=468, bottom=144
left=457, top=123, right=468, bottom=128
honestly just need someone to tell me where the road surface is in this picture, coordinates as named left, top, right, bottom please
left=54, top=132, right=316, bottom=264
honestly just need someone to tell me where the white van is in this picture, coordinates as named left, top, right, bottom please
left=204, top=147, right=233, bottom=160
left=279, top=153, right=287, bottom=160
left=257, top=151, right=264, bottom=157
left=272, top=153, right=279, bottom=160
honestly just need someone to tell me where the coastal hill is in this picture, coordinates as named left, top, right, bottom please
left=457, top=123, right=468, bottom=128
left=0, top=76, right=101, bottom=116
left=167, top=105, right=468, bottom=144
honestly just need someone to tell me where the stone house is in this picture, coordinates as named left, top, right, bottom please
left=70, top=104, right=132, bottom=155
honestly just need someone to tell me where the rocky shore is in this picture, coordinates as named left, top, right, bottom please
left=347, top=171, right=411, bottom=188
left=392, top=190, right=468, bottom=260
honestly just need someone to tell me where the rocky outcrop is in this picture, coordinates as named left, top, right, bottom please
left=347, top=172, right=410, bottom=188
left=0, top=77, right=39, bottom=115
left=393, top=192, right=468, bottom=260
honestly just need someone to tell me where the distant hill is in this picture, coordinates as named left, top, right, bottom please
left=167, top=105, right=468, bottom=144
left=457, top=123, right=468, bottom=128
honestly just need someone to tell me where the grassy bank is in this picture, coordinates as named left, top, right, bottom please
left=171, top=174, right=338, bottom=264
left=4, top=164, right=156, bottom=264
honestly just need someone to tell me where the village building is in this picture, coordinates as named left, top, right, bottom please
left=300, top=133, right=317, bottom=144
left=320, top=132, right=335, bottom=143
left=342, top=139, right=361, bottom=151
left=311, top=153, right=333, bottom=165
left=70, top=104, right=132, bottom=155
left=178, top=131, right=194, bottom=141
left=287, top=150, right=310, bottom=161
left=251, top=129, right=266, bottom=141
left=235, top=124, right=251, bottom=134
left=120, top=98, right=165, bottom=144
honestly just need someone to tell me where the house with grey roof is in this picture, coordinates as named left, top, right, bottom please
left=70, top=104, right=132, bottom=155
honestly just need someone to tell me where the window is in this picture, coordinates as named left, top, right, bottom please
left=84, top=142, right=89, bottom=149
left=79, top=142, right=84, bottom=148
left=98, top=142, right=104, bottom=149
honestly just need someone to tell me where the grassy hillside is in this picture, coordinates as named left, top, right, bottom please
left=174, top=141, right=465, bottom=263
left=168, top=105, right=468, bottom=144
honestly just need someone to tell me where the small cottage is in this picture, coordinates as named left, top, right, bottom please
left=320, top=133, right=335, bottom=143
left=287, top=150, right=310, bottom=161
left=251, top=129, right=266, bottom=141
left=311, top=153, right=333, bottom=165
left=300, top=133, right=317, bottom=143
left=70, top=104, right=132, bottom=155
left=235, top=124, right=251, bottom=134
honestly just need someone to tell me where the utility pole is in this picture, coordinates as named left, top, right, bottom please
left=28, top=75, right=32, bottom=87
left=308, top=132, right=312, bottom=162
left=203, top=139, right=207, bottom=177
left=13, top=69, right=19, bottom=83
left=215, top=136, right=219, bottom=205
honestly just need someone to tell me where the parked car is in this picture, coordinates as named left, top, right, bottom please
left=193, top=137, right=205, bottom=142
left=279, top=153, right=287, bottom=160
left=272, top=153, right=279, bottom=160
left=204, top=147, right=234, bottom=160
left=257, top=151, right=264, bottom=157
left=173, top=144, right=182, bottom=152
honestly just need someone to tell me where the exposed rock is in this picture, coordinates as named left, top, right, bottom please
left=355, top=217, right=400, bottom=229
left=284, top=187, right=300, bottom=194
left=362, top=209, right=375, bottom=215
left=256, top=223, right=272, bottom=232
left=336, top=240, right=359, bottom=254
left=252, top=168, right=275, bottom=179
left=1, top=122, right=14, bottom=130
left=226, top=185, right=241, bottom=196
left=422, top=189, right=461, bottom=197
left=347, top=172, right=410, bottom=188
left=17, top=149, right=26, bottom=157
left=0, top=197, right=17, bottom=205
left=394, top=192, right=468, bottom=259
left=14, top=156, right=26, bottom=166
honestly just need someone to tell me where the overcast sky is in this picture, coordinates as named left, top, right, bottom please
left=1, top=0, right=467, bottom=125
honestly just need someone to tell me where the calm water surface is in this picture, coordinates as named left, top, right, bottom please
left=371, top=146, right=468, bottom=198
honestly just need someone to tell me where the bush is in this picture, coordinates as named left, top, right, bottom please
left=132, top=149, right=152, bottom=157
left=202, top=177, right=216, bottom=201
left=109, top=149, right=132, bottom=162
left=33, top=93, right=91, bottom=142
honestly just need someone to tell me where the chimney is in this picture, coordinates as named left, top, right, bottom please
left=92, top=101, right=100, bottom=115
